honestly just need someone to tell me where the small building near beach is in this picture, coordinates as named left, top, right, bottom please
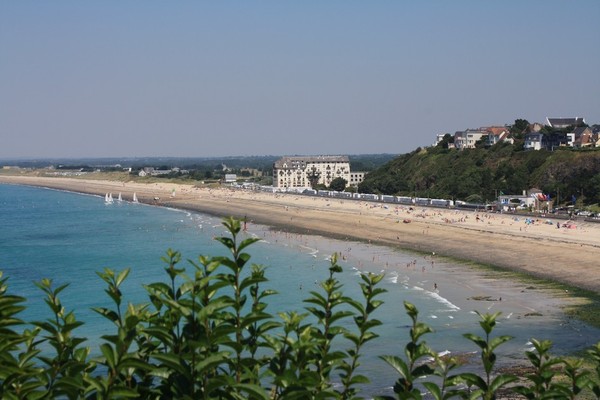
left=224, top=174, right=237, bottom=183
left=498, top=189, right=551, bottom=212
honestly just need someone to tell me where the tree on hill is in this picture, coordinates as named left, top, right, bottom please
left=511, top=119, right=530, bottom=133
left=475, top=137, right=488, bottom=149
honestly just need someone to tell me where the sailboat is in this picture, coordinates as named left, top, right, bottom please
left=132, top=192, right=139, bottom=203
left=118, top=192, right=122, bottom=202
left=105, top=193, right=113, bottom=204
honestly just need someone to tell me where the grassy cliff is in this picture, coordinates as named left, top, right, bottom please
left=358, top=144, right=600, bottom=206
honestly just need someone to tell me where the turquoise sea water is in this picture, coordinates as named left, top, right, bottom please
left=1, top=183, right=598, bottom=396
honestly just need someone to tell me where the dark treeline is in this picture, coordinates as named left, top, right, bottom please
left=1, top=154, right=395, bottom=175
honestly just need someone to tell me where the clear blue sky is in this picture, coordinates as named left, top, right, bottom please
left=1, top=1, right=599, bottom=158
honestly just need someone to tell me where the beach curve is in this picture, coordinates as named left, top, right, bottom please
left=2, top=173, right=600, bottom=293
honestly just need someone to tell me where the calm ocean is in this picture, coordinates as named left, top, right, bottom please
left=1, top=183, right=598, bottom=395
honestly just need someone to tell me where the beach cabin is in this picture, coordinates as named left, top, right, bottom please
left=224, top=174, right=237, bottom=183
left=498, top=189, right=550, bottom=212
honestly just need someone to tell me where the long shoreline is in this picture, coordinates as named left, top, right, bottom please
left=2, top=173, right=600, bottom=294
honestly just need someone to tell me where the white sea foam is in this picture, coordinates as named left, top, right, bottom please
left=298, top=244, right=319, bottom=257
left=425, top=350, right=451, bottom=363
left=387, top=271, right=398, bottom=284
left=429, top=291, right=461, bottom=311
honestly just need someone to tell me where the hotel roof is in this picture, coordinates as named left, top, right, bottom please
left=274, top=155, right=349, bottom=168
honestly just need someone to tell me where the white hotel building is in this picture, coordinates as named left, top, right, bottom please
left=273, top=155, right=364, bottom=189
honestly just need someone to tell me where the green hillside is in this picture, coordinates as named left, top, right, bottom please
left=358, top=143, right=600, bottom=206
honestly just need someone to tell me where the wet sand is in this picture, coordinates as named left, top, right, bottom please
left=2, top=173, right=600, bottom=294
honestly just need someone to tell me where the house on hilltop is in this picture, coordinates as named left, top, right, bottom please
left=524, top=133, right=544, bottom=151
left=524, top=131, right=576, bottom=151
left=573, top=127, right=594, bottom=148
left=453, top=129, right=487, bottom=149
left=486, top=126, right=513, bottom=146
left=547, top=132, right=575, bottom=149
left=453, top=131, right=465, bottom=149
left=529, top=122, right=544, bottom=132
left=453, top=127, right=511, bottom=149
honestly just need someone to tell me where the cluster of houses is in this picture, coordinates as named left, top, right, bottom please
left=434, top=117, right=600, bottom=151
left=524, top=118, right=599, bottom=151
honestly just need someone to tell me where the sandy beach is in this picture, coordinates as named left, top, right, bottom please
left=2, top=173, right=600, bottom=294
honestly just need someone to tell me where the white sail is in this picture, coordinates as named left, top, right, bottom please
left=118, top=192, right=122, bottom=202
left=133, top=192, right=138, bottom=203
left=105, top=193, right=109, bottom=202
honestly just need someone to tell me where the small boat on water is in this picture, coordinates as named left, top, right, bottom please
left=118, top=192, right=122, bottom=202
left=105, top=193, right=113, bottom=204
left=132, top=192, right=139, bottom=203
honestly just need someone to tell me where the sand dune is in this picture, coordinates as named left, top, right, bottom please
left=2, top=174, right=600, bottom=292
